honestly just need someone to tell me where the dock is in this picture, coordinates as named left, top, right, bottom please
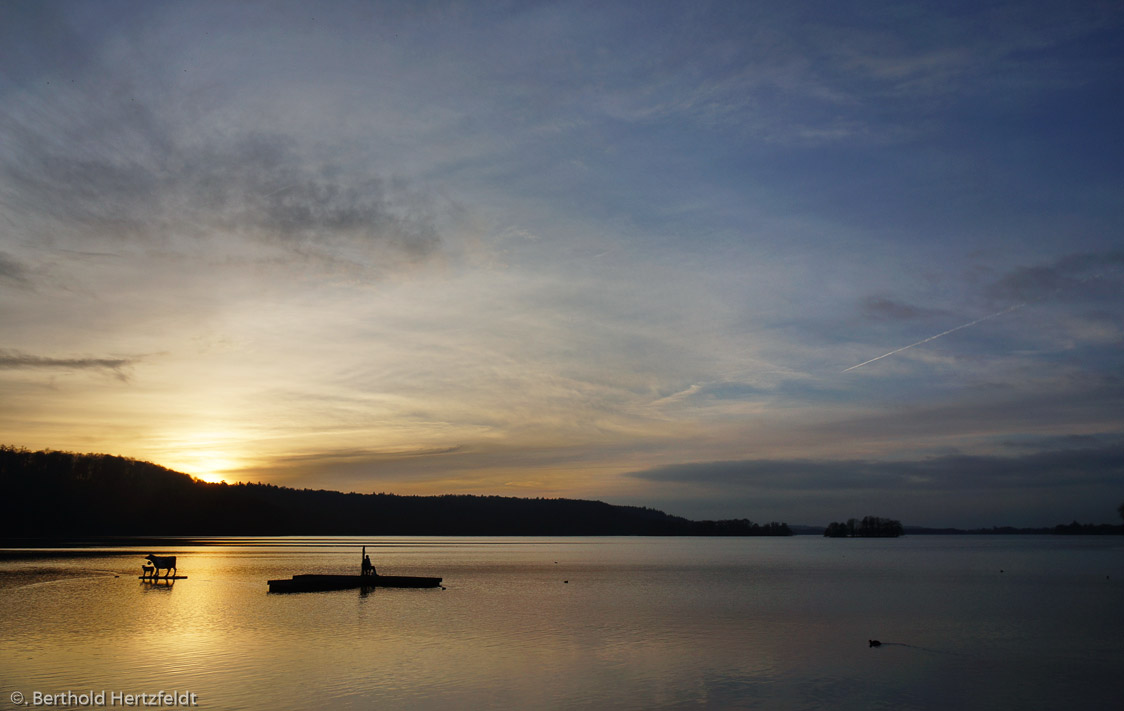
left=267, top=573, right=442, bottom=593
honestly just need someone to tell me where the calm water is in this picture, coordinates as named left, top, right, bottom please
left=2, top=536, right=1122, bottom=710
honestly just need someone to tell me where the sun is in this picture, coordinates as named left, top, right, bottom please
left=159, top=450, right=242, bottom=485
left=144, top=429, right=256, bottom=485
left=194, top=471, right=233, bottom=485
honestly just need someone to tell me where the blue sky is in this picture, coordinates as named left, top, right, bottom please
left=2, top=0, right=1122, bottom=527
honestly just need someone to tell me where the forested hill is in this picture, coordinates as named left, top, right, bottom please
left=0, top=447, right=791, bottom=537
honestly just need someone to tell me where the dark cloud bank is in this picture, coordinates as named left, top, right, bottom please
left=628, top=437, right=1124, bottom=527
left=630, top=442, right=1124, bottom=490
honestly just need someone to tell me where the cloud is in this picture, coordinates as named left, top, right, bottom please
left=2, top=112, right=441, bottom=264
left=842, top=251, right=1124, bottom=372
left=986, top=251, right=1124, bottom=303
left=0, top=252, right=29, bottom=285
left=694, top=382, right=767, bottom=400
left=0, top=14, right=444, bottom=273
left=268, top=445, right=468, bottom=469
left=0, top=349, right=138, bottom=381
left=624, top=435, right=1124, bottom=526
left=861, top=296, right=945, bottom=321
left=627, top=437, right=1124, bottom=493
left=999, top=432, right=1122, bottom=452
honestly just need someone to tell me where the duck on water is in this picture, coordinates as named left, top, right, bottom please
left=267, top=546, right=443, bottom=593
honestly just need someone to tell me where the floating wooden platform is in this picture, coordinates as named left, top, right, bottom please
left=139, top=576, right=188, bottom=580
left=267, top=573, right=442, bottom=593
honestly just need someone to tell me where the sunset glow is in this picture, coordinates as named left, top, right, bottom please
left=2, top=1, right=1122, bottom=527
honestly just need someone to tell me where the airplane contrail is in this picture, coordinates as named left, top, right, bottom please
left=842, top=263, right=1120, bottom=373
left=262, top=183, right=298, bottom=198
left=842, top=302, right=1027, bottom=373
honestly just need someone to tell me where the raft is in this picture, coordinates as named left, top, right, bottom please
left=267, top=573, right=442, bottom=593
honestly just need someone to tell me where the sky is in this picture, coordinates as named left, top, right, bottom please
left=2, top=0, right=1122, bottom=528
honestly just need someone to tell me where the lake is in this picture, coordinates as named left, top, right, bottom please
left=2, top=536, right=1122, bottom=710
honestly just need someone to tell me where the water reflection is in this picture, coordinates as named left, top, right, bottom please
left=1, top=537, right=1122, bottom=710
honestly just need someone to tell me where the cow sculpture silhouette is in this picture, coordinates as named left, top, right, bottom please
left=144, top=554, right=177, bottom=579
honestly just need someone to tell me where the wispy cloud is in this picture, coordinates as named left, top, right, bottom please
left=841, top=251, right=1124, bottom=372
left=986, top=251, right=1124, bottom=303
left=3, top=109, right=443, bottom=267
left=0, top=252, right=29, bottom=285
left=0, top=349, right=138, bottom=381
left=0, top=7, right=449, bottom=276
left=861, top=296, right=946, bottom=321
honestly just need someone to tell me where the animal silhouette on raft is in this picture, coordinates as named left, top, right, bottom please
left=144, top=554, right=177, bottom=579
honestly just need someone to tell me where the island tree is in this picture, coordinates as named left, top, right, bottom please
left=824, top=516, right=904, bottom=538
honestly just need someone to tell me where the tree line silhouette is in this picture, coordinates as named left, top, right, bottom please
left=0, top=446, right=792, bottom=537
left=824, top=516, right=904, bottom=538
left=1052, top=520, right=1123, bottom=535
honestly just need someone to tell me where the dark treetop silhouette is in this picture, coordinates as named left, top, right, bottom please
left=0, top=446, right=792, bottom=537
left=824, top=517, right=904, bottom=538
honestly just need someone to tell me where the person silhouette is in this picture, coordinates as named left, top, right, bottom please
left=361, top=546, right=375, bottom=576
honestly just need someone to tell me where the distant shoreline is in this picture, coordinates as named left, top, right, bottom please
left=3, top=525, right=1122, bottom=555
left=799, top=525, right=1124, bottom=536
left=5, top=448, right=1121, bottom=539
left=1, top=447, right=792, bottom=538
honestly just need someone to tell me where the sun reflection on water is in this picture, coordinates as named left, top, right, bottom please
left=2, top=538, right=1122, bottom=710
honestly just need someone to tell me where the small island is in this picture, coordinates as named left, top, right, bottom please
left=824, top=516, right=904, bottom=538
